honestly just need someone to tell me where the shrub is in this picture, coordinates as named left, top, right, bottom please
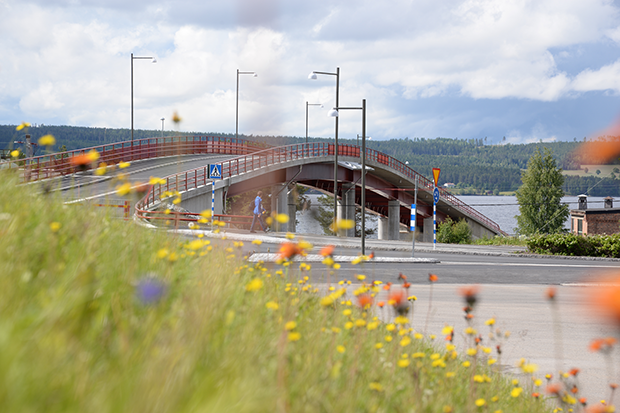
left=437, top=217, right=472, bottom=244
left=527, top=233, right=620, bottom=257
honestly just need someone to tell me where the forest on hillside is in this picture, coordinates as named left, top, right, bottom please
left=3, top=124, right=619, bottom=196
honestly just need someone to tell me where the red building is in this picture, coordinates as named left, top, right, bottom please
left=570, top=195, right=620, bottom=235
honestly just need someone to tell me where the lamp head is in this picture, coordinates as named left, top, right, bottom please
left=328, top=108, right=339, bottom=117
left=253, top=73, right=258, bottom=77
left=151, top=58, right=157, bottom=63
left=308, top=72, right=318, bottom=80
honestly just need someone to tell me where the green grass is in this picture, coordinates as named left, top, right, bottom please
left=0, top=170, right=555, bottom=412
left=474, top=236, right=527, bottom=246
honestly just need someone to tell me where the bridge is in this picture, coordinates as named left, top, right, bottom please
left=4, top=135, right=505, bottom=240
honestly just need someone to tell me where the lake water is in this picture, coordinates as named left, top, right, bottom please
left=295, top=194, right=609, bottom=237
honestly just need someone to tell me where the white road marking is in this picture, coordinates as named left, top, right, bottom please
left=440, top=261, right=620, bottom=268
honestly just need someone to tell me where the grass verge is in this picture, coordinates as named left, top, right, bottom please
left=0, top=170, right=553, bottom=412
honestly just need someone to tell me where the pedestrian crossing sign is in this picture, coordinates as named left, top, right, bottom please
left=208, top=164, right=222, bottom=179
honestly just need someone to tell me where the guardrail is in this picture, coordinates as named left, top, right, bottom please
left=135, top=142, right=503, bottom=234
left=5, top=135, right=269, bottom=183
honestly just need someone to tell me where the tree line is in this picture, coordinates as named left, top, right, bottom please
left=3, top=124, right=619, bottom=196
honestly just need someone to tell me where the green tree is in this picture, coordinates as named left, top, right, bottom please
left=515, top=147, right=569, bottom=235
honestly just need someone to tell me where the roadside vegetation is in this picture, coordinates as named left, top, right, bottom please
left=527, top=233, right=620, bottom=258
left=0, top=170, right=562, bottom=413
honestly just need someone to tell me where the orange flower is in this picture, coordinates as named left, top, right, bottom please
left=388, top=288, right=409, bottom=315
left=545, top=383, right=562, bottom=395
left=382, top=282, right=392, bottom=291
left=277, top=242, right=303, bottom=261
left=569, top=368, right=580, bottom=377
left=571, top=385, right=579, bottom=394
left=377, top=301, right=385, bottom=308
left=546, top=286, right=557, bottom=301
left=611, top=383, right=619, bottom=390
left=586, top=405, right=609, bottom=413
left=589, top=337, right=617, bottom=352
left=459, top=285, right=480, bottom=307
left=70, top=150, right=100, bottom=170
left=320, top=245, right=335, bottom=257
left=429, top=273, right=438, bottom=282
left=357, top=293, right=373, bottom=309
left=532, top=392, right=540, bottom=399
left=587, top=275, right=620, bottom=326
left=579, top=397, right=587, bottom=405
left=368, top=251, right=375, bottom=259
left=398, top=273, right=407, bottom=281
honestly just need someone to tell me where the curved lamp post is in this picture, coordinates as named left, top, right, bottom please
left=329, top=99, right=367, bottom=254
left=161, top=117, right=165, bottom=137
left=309, top=67, right=340, bottom=227
left=236, top=69, right=258, bottom=141
left=131, top=53, right=156, bottom=148
left=305, top=102, right=323, bottom=144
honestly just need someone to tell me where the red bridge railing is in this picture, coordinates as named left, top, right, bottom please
left=5, top=135, right=269, bottom=183
left=135, top=142, right=503, bottom=233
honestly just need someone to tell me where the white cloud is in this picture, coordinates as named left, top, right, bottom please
left=2, top=0, right=620, bottom=143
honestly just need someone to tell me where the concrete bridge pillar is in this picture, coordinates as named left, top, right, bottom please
left=377, top=216, right=388, bottom=240
left=271, top=184, right=288, bottom=232
left=423, top=216, right=434, bottom=243
left=387, top=200, right=400, bottom=240
left=338, top=183, right=356, bottom=237
left=179, top=183, right=224, bottom=216
left=287, top=185, right=296, bottom=233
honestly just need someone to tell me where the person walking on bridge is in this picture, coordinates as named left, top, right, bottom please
left=250, top=191, right=269, bottom=233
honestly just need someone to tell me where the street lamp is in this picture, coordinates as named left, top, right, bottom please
left=305, top=102, right=323, bottom=144
left=236, top=69, right=258, bottom=141
left=309, top=67, right=340, bottom=227
left=161, top=117, right=165, bottom=137
left=329, top=99, right=367, bottom=254
left=131, top=53, right=156, bottom=148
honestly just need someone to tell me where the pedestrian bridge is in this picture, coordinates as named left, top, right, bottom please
left=5, top=135, right=504, bottom=240
left=133, top=141, right=505, bottom=241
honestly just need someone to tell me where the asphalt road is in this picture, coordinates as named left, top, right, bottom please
left=45, top=154, right=233, bottom=201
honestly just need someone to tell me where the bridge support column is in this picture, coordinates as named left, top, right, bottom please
left=377, top=216, right=388, bottom=240
left=423, top=216, right=434, bottom=243
left=287, top=185, right=296, bottom=233
left=387, top=200, right=400, bottom=240
left=179, top=184, right=224, bottom=216
left=271, top=184, right=288, bottom=232
left=337, top=183, right=356, bottom=237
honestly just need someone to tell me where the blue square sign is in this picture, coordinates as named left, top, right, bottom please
left=208, top=164, right=222, bottom=179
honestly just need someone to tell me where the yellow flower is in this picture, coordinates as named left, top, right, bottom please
left=442, top=326, right=454, bottom=335
left=336, top=345, right=345, bottom=354
left=38, top=135, right=55, bottom=146
left=475, top=399, right=485, bottom=407
left=394, top=316, right=409, bottom=325
left=16, top=122, right=30, bottom=131
left=333, top=263, right=341, bottom=269
left=284, top=321, right=297, bottom=330
left=10, top=150, right=19, bottom=158
left=466, top=348, right=477, bottom=356
left=245, top=278, right=264, bottom=292
left=366, top=321, right=379, bottom=331
left=276, top=213, right=289, bottom=223
left=521, top=363, right=539, bottom=374
left=149, top=176, right=165, bottom=185
left=414, top=332, right=424, bottom=340
left=375, top=343, right=383, bottom=349
left=172, top=111, right=182, bottom=123
left=116, top=182, right=132, bottom=196
left=465, top=326, right=477, bottom=335
left=412, top=352, right=425, bottom=358
left=252, top=239, right=263, bottom=245
left=446, top=372, right=456, bottom=378
left=511, top=387, right=523, bottom=398
left=485, top=317, right=496, bottom=326
left=397, top=359, right=410, bottom=368
left=49, top=222, right=61, bottom=232
left=357, top=274, right=366, bottom=281
left=338, top=219, right=355, bottom=229
left=287, top=332, right=301, bottom=342
left=369, top=382, right=384, bottom=392
left=386, top=323, right=396, bottom=332
left=462, top=361, right=471, bottom=367
left=265, top=301, right=279, bottom=310
left=385, top=336, right=393, bottom=342
left=119, top=161, right=131, bottom=169
left=344, top=322, right=353, bottom=330
left=156, top=248, right=169, bottom=259
left=400, top=336, right=411, bottom=347
left=354, top=319, right=366, bottom=327
left=94, top=162, right=108, bottom=176
left=488, top=358, right=497, bottom=365
left=432, top=359, right=446, bottom=368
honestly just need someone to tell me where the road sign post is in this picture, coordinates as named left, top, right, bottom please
left=432, top=168, right=441, bottom=250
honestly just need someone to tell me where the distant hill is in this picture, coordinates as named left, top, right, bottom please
left=3, top=124, right=619, bottom=196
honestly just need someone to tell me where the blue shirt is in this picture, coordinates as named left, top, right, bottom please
left=253, top=196, right=263, bottom=215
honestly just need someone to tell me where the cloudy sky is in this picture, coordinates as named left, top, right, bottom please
left=2, top=0, right=620, bottom=144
